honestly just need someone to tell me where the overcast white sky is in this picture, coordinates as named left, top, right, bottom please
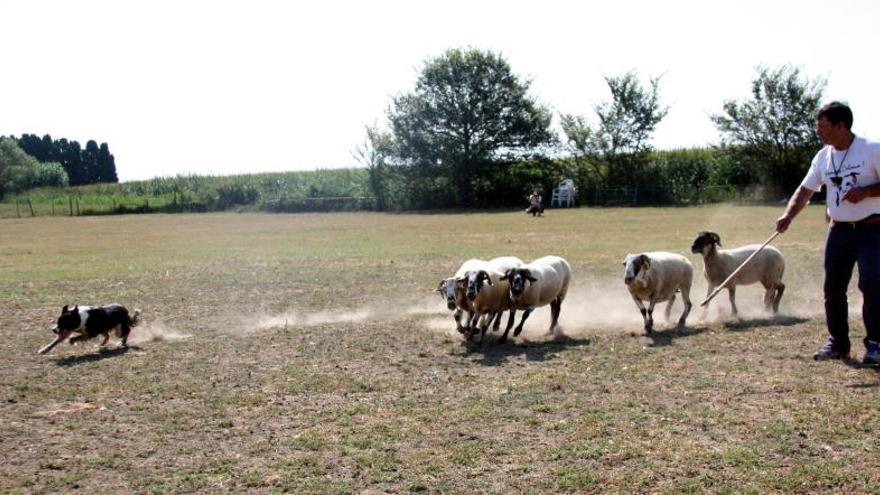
left=3, top=0, right=879, bottom=181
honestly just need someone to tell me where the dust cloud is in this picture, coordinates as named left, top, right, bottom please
left=129, top=321, right=192, bottom=344
left=244, top=270, right=861, bottom=338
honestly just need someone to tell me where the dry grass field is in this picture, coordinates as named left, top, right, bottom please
left=1, top=205, right=878, bottom=494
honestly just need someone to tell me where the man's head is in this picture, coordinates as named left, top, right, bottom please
left=816, top=101, right=854, bottom=147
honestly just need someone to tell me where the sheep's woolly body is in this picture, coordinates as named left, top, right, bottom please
left=623, top=251, right=693, bottom=333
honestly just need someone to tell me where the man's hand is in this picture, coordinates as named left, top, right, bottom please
left=843, top=187, right=869, bottom=204
left=775, top=214, right=793, bottom=234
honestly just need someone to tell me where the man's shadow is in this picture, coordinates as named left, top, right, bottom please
left=55, top=346, right=141, bottom=367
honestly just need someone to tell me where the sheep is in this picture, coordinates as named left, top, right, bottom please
left=623, top=252, right=694, bottom=334
left=690, top=231, right=786, bottom=316
left=458, top=267, right=513, bottom=345
left=437, top=258, right=486, bottom=333
left=499, top=255, right=571, bottom=342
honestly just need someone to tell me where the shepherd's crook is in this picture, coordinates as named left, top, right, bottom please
left=699, top=231, right=781, bottom=307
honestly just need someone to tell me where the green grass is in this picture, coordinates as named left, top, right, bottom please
left=1, top=205, right=878, bottom=493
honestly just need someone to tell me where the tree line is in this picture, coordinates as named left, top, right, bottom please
left=355, top=49, right=827, bottom=210
left=0, top=134, right=118, bottom=198
left=3, top=48, right=828, bottom=210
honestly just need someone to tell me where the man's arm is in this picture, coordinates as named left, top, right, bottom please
left=776, top=185, right=816, bottom=233
left=842, top=183, right=880, bottom=203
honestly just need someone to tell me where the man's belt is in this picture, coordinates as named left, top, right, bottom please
left=830, top=213, right=880, bottom=228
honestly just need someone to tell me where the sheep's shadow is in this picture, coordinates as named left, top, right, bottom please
left=643, top=324, right=711, bottom=347
left=721, top=315, right=809, bottom=332
left=458, top=332, right=591, bottom=366
left=55, top=345, right=141, bottom=367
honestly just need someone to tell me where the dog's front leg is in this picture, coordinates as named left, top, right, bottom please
left=99, top=332, right=110, bottom=348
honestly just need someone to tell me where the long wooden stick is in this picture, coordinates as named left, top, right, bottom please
left=700, top=231, right=781, bottom=307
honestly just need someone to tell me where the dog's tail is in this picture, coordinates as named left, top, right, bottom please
left=129, top=309, right=142, bottom=328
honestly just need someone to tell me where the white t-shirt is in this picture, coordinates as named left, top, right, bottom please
left=801, top=135, right=880, bottom=222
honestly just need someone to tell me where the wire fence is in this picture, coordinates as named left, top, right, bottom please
left=0, top=185, right=754, bottom=218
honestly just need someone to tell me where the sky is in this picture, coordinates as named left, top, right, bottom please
left=3, top=0, right=879, bottom=182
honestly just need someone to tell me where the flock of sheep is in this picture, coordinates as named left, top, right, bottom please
left=437, top=231, right=786, bottom=344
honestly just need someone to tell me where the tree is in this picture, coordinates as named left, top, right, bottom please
left=13, top=133, right=119, bottom=185
left=711, top=65, right=825, bottom=196
left=0, top=137, right=68, bottom=197
left=561, top=71, right=668, bottom=185
left=352, top=123, right=395, bottom=210
left=386, top=48, right=554, bottom=206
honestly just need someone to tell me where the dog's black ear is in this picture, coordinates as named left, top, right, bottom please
left=73, top=305, right=78, bottom=312
left=62, top=305, right=69, bottom=313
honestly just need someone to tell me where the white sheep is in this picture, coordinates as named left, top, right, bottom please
left=691, top=231, right=786, bottom=316
left=623, top=252, right=693, bottom=334
left=499, top=255, right=571, bottom=342
left=437, top=258, right=487, bottom=333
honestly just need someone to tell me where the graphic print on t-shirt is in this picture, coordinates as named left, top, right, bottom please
left=828, top=159, right=862, bottom=206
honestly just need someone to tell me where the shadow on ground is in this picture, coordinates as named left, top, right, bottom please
left=55, top=346, right=142, bottom=367
left=722, top=315, right=809, bottom=332
left=644, top=325, right=712, bottom=347
left=457, top=332, right=592, bottom=366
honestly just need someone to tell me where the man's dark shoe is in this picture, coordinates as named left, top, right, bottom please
left=862, top=340, right=880, bottom=365
left=813, top=339, right=851, bottom=361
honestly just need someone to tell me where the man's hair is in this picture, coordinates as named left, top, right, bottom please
left=817, top=101, right=854, bottom=130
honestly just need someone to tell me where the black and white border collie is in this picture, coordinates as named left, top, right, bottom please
left=38, top=304, right=141, bottom=355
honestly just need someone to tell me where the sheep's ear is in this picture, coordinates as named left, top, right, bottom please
left=73, top=305, right=78, bottom=312
left=478, top=270, right=492, bottom=285
left=639, top=254, right=651, bottom=268
left=526, top=271, right=537, bottom=282
left=436, top=280, right=446, bottom=292
left=712, top=233, right=721, bottom=246
left=62, top=305, right=69, bottom=313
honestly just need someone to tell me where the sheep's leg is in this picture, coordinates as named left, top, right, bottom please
left=678, top=288, right=692, bottom=328
left=491, top=311, right=503, bottom=332
left=727, top=286, right=738, bottom=317
left=513, top=308, right=534, bottom=337
left=549, top=298, right=562, bottom=334
left=498, top=309, right=517, bottom=344
left=645, top=301, right=656, bottom=334
left=453, top=309, right=465, bottom=333
left=664, top=293, right=676, bottom=322
left=478, top=312, right=495, bottom=346
left=772, top=283, right=785, bottom=314
left=632, top=296, right=649, bottom=332
left=99, top=332, right=110, bottom=348
left=466, top=312, right=481, bottom=341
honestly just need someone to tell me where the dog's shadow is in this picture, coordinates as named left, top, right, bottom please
left=54, top=346, right=141, bottom=367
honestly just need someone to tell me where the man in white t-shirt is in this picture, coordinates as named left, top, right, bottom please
left=776, top=101, right=880, bottom=365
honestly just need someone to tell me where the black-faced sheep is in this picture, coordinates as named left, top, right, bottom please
left=499, top=255, right=571, bottom=342
left=437, top=258, right=487, bottom=333
left=691, top=231, right=786, bottom=316
left=623, top=252, right=693, bottom=333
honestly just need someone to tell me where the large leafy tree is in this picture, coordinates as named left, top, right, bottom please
left=386, top=48, right=553, bottom=206
left=711, top=65, right=825, bottom=195
left=561, top=71, right=667, bottom=185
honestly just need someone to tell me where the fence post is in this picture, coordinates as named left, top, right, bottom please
left=75, top=197, right=80, bottom=216
left=51, top=201, right=55, bottom=216
left=28, top=198, right=35, bottom=217
left=15, top=200, right=21, bottom=218
left=69, top=196, right=74, bottom=216
left=633, top=185, right=639, bottom=205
